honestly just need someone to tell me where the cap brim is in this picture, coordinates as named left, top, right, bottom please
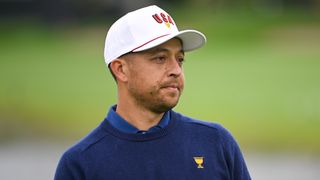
left=132, top=29, right=206, bottom=52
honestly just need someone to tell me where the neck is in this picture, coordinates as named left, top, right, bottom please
left=116, top=96, right=165, bottom=131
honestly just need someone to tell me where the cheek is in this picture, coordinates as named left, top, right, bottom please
left=180, top=73, right=185, bottom=86
left=129, top=69, right=157, bottom=88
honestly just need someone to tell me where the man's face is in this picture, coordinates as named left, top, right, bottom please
left=123, top=38, right=185, bottom=113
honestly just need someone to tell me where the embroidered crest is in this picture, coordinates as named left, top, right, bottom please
left=193, top=157, right=204, bottom=168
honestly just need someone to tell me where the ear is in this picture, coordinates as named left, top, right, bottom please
left=109, top=59, right=129, bottom=82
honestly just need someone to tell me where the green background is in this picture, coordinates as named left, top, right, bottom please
left=1, top=7, right=320, bottom=153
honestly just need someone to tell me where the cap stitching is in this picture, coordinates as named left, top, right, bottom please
left=131, top=33, right=171, bottom=52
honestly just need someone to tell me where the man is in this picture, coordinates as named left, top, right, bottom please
left=55, top=5, right=251, bottom=180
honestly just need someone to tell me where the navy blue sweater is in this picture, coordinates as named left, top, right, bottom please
left=55, top=110, right=251, bottom=180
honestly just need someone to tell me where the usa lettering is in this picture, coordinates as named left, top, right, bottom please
left=152, top=13, right=174, bottom=25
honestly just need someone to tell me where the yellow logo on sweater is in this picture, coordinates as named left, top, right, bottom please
left=193, top=157, right=204, bottom=168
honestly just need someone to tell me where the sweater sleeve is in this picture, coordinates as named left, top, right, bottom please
left=54, top=150, right=85, bottom=180
left=217, top=124, right=251, bottom=180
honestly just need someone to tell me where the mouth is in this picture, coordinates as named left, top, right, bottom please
left=161, top=84, right=180, bottom=92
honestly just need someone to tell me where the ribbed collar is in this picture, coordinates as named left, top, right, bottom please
left=106, top=105, right=170, bottom=134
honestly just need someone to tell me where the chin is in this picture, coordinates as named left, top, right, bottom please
left=151, top=99, right=179, bottom=113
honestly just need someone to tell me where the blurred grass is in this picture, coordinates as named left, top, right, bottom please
left=0, top=9, right=320, bottom=153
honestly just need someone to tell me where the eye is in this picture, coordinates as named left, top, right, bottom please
left=152, top=55, right=167, bottom=64
left=177, top=56, right=185, bottom=66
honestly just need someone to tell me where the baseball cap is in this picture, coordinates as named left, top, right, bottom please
left=104, top=5, right=206, bottom=65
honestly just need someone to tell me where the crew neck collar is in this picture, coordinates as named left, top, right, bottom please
left=101, top=106, right=179, bottom=142
left=106, top=105, right=170, bottom=134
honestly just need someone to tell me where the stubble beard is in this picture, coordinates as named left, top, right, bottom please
left=128, top=84, right=182, bottom=114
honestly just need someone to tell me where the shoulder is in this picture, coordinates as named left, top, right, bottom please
left=55, top=126, right=109, bottom=179
left=171, top=111, right=237, bottom=146
left=171, top=111, right=229, bottom=133
left=171, top=111, right=251, bottom=179
left=55, top=125, right=113, bottom=179
left=60, top=126, right=108, bottom=161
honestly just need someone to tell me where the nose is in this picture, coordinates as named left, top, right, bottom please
left=167, top=58, right=183, bottom=78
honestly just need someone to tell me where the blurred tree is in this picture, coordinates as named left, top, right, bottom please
left=0, top=0, right=319, bottom=23
left=177, top=0, right=319, bottom=14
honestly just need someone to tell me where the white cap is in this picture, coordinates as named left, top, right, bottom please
left=104, top=5, right=206, bottom=65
